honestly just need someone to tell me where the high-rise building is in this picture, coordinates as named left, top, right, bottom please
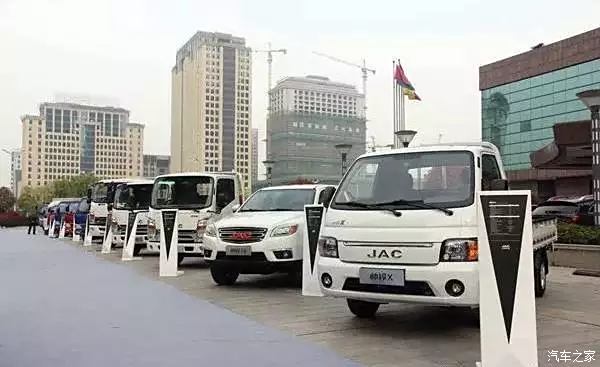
left=20, top=102, right=144, bottom=188
left=267, top=75, right=366, bottom=185
left=6, top=149, right=21, bottom=196
left=479, top=27, right=600, bottom=202
left=143, top=154, right=170, bottom=178
left=171, top=31, right=252, bottom=190
left=251, top=128, right=258, bottom=187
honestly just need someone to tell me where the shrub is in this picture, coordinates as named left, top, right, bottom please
left=0, top=211, right=29, bottom=227
left=557, top=223, right=600, bottom=245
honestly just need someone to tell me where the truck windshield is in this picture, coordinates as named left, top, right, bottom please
left=239, top=189, right=315, bottom=212
left=332, top=151, right=475, bottom=210
left=77, top=199, right=90, bottom=213
left=151, top=176, right=214, bottom=209
left=115, top=184, right=153, bottom=210
left=91, top=183, right=109, bottom=203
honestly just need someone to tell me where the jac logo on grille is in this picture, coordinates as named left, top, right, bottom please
left=232, top=231, right=252, bottom=241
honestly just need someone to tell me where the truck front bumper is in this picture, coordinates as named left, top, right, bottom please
left=145, top=241, right=203, bottom=256
left=318, top=257, right=479, bottom=307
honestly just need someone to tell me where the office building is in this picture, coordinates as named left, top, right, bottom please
left=251, top=128, right=258, bottom=187
left=480, top=27, right=600, bottom=202
left=171, top=31, right=252, bottom=190
left=4, top=149, right=21, bottom=196
left=144, top=154, right=170, bottom=178
left=267, top=75, right=366, bottom=184
left=20, top=102, right=144, bottom=188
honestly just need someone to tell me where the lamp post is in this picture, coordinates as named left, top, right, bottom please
left=394, top=130, right=417, bottom=148
left=263, top=159, right=275, bottom=186
left=334, top=143, right=353, bottom=176
left=577, top=89, right=600, bottom=226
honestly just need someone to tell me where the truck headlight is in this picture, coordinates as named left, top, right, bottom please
left=440, top=239, right=478, bottom=262
left=318, top=237, right=339, bottom=258
left=147, top=219, right=160, bottom=241
left=89, top=214, right=95, bottom=224
left=271, top=224, right=298, bottom=237
left=204, top=223, right=217, bottom=237
left=195, top=219, right=208, bottom=242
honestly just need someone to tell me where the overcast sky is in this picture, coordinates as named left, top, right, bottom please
left=1, top=0, right=599, bottom=187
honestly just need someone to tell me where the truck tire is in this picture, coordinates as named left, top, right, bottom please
left=534, top=251, right=547, bottom=297
left=210, top=266, right=239, bottom=286
left=347, top=299, right=380, bottom=318
left=177, top=254, right=185, bottom=266
left=133, top=244, right=142, bottom=257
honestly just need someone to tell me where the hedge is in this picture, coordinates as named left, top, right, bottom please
left=557, top=223, right=600, bottom=245
left=0, top=211, right=29, bottom=227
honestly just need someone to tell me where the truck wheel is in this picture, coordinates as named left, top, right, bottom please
left=210, top=267, right=239, bottom=286
left=534, top=252, right=547, bottom=297
left=177, top=254, right=185, bottom=266
left=347, top=299, right=380, bottom=318
left=44, top=229, right=49, bottom=235
left=133, top=244, right=142, bottom=257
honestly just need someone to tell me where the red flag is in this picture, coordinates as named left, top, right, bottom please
left=394, top=63, right=415, bottom=91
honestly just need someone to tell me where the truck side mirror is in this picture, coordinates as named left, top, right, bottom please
left=318, top=187, right=336, bottom=208
left=232, top=204, right=241, bottom=212
left=490, top=178, right=509, bottom=191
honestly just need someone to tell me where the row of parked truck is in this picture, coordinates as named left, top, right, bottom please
left=41, top=142, right=558, bottom=318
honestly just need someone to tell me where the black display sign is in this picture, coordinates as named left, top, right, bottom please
left=162, top=211, right=177, bottom=259
left=126, top=212, right=136, bottom=243
left=305, top=206, right=324, bottom=273
left=480, top=195, right=527, bottom=343
left=104, top=213, right=113, bottom=241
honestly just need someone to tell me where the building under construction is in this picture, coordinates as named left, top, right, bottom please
left=267, top=75, right=366, bottom=184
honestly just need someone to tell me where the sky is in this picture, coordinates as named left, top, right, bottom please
left=1, top=0, right=599, bottom=187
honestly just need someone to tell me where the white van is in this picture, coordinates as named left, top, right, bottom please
left=110, top=179, right=154, bottom=254
left=316, top=142, right=555, bottom=317
left=203, top=184, right=336, bottom=285
left=147, top=172, right=243, bottom=265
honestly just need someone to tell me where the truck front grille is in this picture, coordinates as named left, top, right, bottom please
left=342, top=278, right=434, bottom=296
left=178, top=230, right=197, bottom=243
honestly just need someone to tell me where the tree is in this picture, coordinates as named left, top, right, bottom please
left=0, top=187, right=16, bottom=212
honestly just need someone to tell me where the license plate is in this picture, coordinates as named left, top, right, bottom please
left=225, top=245, right=252, bottom=256
left=359, top=268, right=405, bottom=286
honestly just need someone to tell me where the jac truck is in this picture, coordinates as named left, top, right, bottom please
left=110, top=179, right=154, bottom=254
left=147, top=172, right=243, bottom=265
left=316, top=142, right=557, bottom=318
left=86, top=179, right=129, bottom=241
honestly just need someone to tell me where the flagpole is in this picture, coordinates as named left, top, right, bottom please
left=393, top=60, right=397, bottom=149
left=398, top=58, right=405, bottom=132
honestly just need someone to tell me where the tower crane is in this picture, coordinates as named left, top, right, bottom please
left=253, top=42, right=287, bottom=92
left=313, top=51, right=376, bottom=116
left=367, top=136, right=394, bottom=152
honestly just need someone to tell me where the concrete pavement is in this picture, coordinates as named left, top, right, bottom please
left=0, top=228, right=360, bottom=367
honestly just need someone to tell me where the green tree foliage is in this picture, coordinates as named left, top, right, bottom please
left=17, top=174, right=98, bottom=213
left=0, top=186, right=16, bottom=212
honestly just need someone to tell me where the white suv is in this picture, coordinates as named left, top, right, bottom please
left=203, top=184, right=335, bottom=285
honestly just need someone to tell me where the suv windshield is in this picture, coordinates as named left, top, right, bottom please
left=115, top=184, right=153, bottom=210
left=332, top=151, right=475, bottom=210
left=240, top=189, right=315, bottom=212
left=67, top=202, right=79, bottom=213
left=151, top=176, right=214, bottom=209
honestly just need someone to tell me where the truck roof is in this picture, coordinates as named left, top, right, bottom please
left=122, top=179, right=154, bottom=186
left=260, top=184, right=335, bottom=191
left=359, top=142, right=500, bottom=159
left=97, top=178, right=131, bottom=184
left=154, top=171, right=239, bottom=180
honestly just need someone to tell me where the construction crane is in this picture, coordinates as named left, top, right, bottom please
left=367, top=136, right=394, bottom=152
left=253, top=42, right=287, bottom=92
left=313, top=51, right=376, bottom=116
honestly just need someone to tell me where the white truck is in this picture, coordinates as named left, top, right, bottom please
left=147, top=172, right=243, bottom=265
left=86, top=178, right=129, bottom=240
left=110, top=179, right=154, bottom=254
left=203, top=184, right=336, bottom=285
left=316, top=142, right=557, bottom=318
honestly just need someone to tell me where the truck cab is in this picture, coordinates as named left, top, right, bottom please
left=110, top=179, right=154, bottom=254
left=86, top=179, right=129, bottom=240
left=147, top=172, right=243, bottom=265
left=317, top=142, right=553, bottom=318
left=74, top=197, right=90, bottom=240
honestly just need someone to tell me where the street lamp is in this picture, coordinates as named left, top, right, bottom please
left=263, top=159, right=275, bottom=186
left=577, top=89, right=600, bottom=226
left=394, top=130, right=417, bottom=148
left=334, top=143, right=353, bottom=176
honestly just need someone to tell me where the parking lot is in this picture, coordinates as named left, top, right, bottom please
left=3, top=229, right=600, bottom=367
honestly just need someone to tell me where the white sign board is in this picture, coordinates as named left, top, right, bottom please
left=302, top=204, right=325, bottom=296
left=159, top=210, right=182, bottom=277
left=477, top=190, right=537, bottom=367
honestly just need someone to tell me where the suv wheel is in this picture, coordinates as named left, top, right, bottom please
left=347, top=299, right=380, bottom=318
left=210, top=267, right=239, bottom=286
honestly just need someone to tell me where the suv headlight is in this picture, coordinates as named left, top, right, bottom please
left=318, top=237, right=339, bottom=258
left=204, top=223, right=217, bottom=237
left=271, top=224, right=299, bottom=237
left=440, top=239, right=478, bottom=262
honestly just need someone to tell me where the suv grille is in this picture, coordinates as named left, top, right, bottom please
left=218, top=227, right=268, bottom=243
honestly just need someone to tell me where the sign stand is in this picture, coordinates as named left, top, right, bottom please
left=58, top=220, right=66, bottom=239
left=72, top=216, right=80, bottom=242
left=302, top=204, right=325, bottom=296
left=159, top=210, right=183, bottom=277
left=122, top=212, right=143, bottom=261
left=101, top=213, right=113, bottom=254
left=476, top=190, right=537, bottom=367
left=48, top=219, right=55, bottom=238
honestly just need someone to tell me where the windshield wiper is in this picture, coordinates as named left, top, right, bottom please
left=373, top=199, right=454, bottom=216
left=334, top=201, right=402, bottom=216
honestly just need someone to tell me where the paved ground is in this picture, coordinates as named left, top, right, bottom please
left=3, top=228, right=600, bottom=366
left=0, top=229, right=359, bottom=367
